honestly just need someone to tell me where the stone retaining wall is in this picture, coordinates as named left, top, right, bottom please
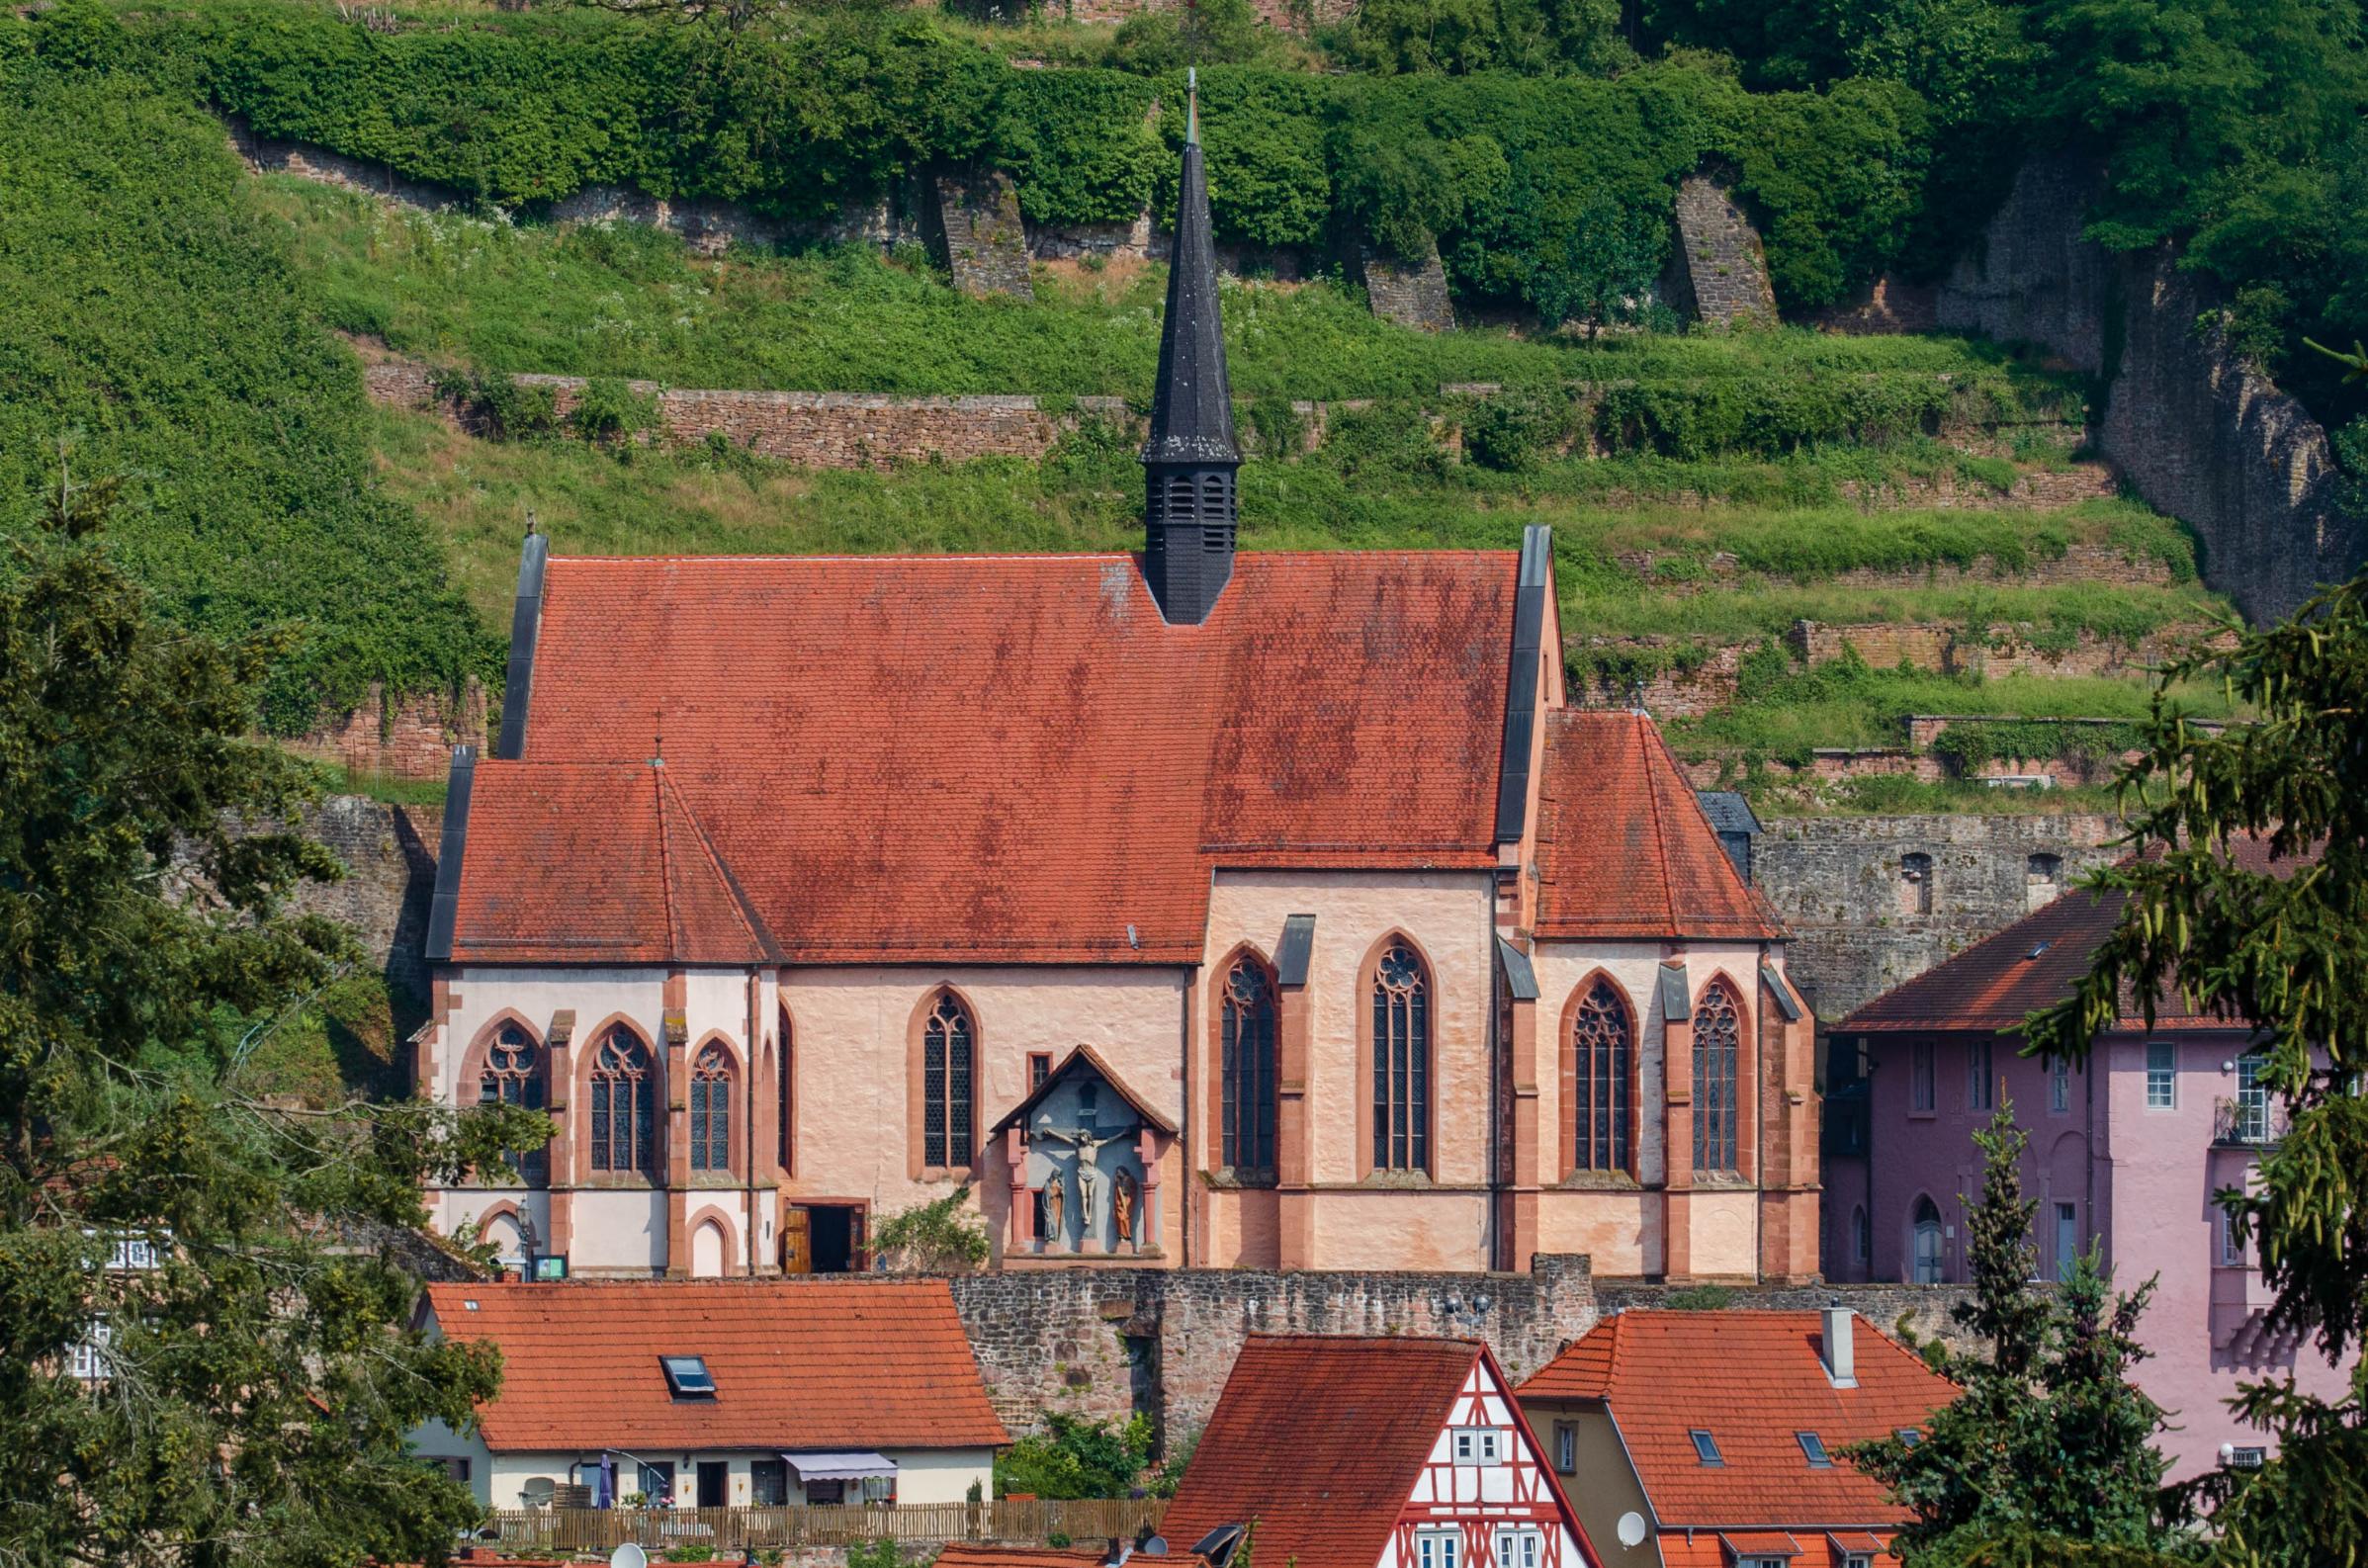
left=288, top=678, right=487, bottom=784
left=1664, top=172, right=1779, bottom=328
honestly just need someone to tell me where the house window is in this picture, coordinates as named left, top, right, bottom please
left=589, top=1029, right=656, bottom=1176
left=1372, top=943, right=1431, bottom=1173
left=2054, top=1201, right=2080, bottom=1280
left=1571, top=978, right=1633, bottom=1174
left=921, top=993, right=975, bottom=1169
left=1899, top=851, right=1934, bottom=915
left=480, top=1024, right=548, bottom=1185
left=424, top=1455, right=471, bottom=1484
left=1912, top=1196, right=1945, bottom=1283
left=1493, top=1530, right=1542, bottom=1568
left=108, top=1235, right=161, bottom=1270
left=1910, top=1039, right=1936, bottom=1113
left=636, top=1461, right=675, bottom=1507
left=1689, top=1429, right=1722, bottom=1465
left=2234, top=1052, right=2269, bottom=1143
left=1451, top=1427, right=1503, bottom=1464
left=689, top=1045, right=732, bottom=1173
left=1554, top=1423, right=1577, bottom=1473
left=1417, top=1532, right=1459, bottom=1568
left=1221, top=958, right=1278, bottom=1177
left=1797, top=1432, right=1830, bottom=1467
left=2146, top=1041, right=2176, bottom=1109
left=68, top=1324, right=112, bottom=1381
left=1027, top=1052, right=1052, bottom=1090
left=2027, top=852, right=2062, bottom=911
left=1967, top=1039, right=1994, bottom=1112
left=1852, top=1204, right=1870, bottom=1264
left=1692, top=982, right=1741, bottom=1175
left=1845, top=1557, right=1875, bottom=1568
left=2221, top=1208, right=2248, bottom=1268
left=659, top=1354, right=716, bottom=1397
left=2051, top=1056, right=2071, bottom=1113
left=751, top=1458, right=789, bottom=1507
left=2227, top=1446, right=2267, bottom=1468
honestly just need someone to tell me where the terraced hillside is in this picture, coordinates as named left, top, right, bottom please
left=247, top=164, right=2233, bottom=812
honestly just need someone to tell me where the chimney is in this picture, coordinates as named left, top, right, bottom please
left=1821, top=1301, right=1857, bottom=1388
left=1102, top=1538, right=1133, bottom=1568
left=1139, top=68, right=1241, bottom=626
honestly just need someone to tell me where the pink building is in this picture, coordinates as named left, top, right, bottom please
left=1823, top=842, right=2352, bottom=1480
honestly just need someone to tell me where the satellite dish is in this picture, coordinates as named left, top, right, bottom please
left=610, top=1545, right=649, bottom=1568
left=1615, top=1514, right=1648, bottom=1549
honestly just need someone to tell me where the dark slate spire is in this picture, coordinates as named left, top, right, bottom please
left=1141, top=71, right=1241, bottom=626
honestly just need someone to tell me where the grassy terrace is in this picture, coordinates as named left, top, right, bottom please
left=269, top=177, right=2083, bottom=408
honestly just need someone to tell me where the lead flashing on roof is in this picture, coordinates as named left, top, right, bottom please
left=1496, top=937, right=1539, bottom=1002
left=1657, top=960, right=1691, bottom=1020
left=1275, top=915, right=1316, bottom=986
left=1761, top=960, right=1803, bottom=1022
left=1493, top=524, right=1551, bottom=844
left=494, top=530, right=548, bottom=760
left=423, top=744, right=477, bottom=963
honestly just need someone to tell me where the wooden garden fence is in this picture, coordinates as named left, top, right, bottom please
left=486, top=1497, right=1169, bottom=1554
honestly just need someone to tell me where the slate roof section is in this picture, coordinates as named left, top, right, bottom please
left=420, top=1279, right=1009, bottom=1453
left=1518, top=1311, right=1957, bottom=1529
left=1839, top=835, right=2313, bottom=1035
left=457, top=551, right=1524, bottom=964
left=1161, top=1336, right=1503, bottom=1568
left=1534, top=711, right=1783, bottom=941
left=1140, top=101, right=1239, bottom=468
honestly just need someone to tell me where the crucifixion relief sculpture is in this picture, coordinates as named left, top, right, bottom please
left=1036, top=1114, right=1125, bottom=1249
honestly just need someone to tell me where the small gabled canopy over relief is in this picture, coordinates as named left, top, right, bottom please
left=989, top=1043, right=1178, bottom=1139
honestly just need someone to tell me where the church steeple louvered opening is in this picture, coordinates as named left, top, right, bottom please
left=1140, top=71, right=1242, bottom=627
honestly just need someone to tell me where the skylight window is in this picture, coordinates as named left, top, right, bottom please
left=1797, top=1432, right=1831, bottom=1467
left=660, top=1355, right=716, bottom=1398
left=1896, top=1428, right=1922, bottom=1447
left=1689, top=1430, right=1722, bottom=1466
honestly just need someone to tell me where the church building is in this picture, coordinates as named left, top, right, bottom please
left=412, top=99, right=1819, bottom=1283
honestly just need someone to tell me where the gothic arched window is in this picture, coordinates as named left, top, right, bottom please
left=1220, top=958, right=1277, bottom=1178
left=921, top=994, right=974, bottom=1170
left=690, top=1044, right=732, bottom=1173
left=589, top=1029, right=656, bottom=1176
left=1570, top=979, right=1633, bottom=1174
left=1692, top=982, right=1742, bottom=1175
left=480, top=1024, right=547, bottom=1186
left=1372, top=943, right=1431, bottom=1173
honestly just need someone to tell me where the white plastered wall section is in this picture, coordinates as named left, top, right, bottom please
left=453, top=1447, right=997, bottom=1511
left=1527, top=940, right=1789, bottom=1278
left=778, top=964, right=1189, bottom=1254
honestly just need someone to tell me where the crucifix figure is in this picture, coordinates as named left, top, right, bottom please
left=1036, top=1114, right=1125, bottom=1247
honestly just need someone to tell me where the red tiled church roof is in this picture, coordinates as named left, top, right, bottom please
left=1840, top=835, right=2313, bottom=1035
left=1534, top=711, right=1781, bottom=941
left=1519, top=1311, right=1956, bottom=1529
left=1161, top=1336, right=1526, bottom=1568
left=937, top=1548, right=1209, bottom=1568
left=421, top=1279, right=1009, bottom=1452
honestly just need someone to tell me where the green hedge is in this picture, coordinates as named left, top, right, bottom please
left=0, top=50, right=493, bottom=733
left=132, top=2, right=1943, bottom=316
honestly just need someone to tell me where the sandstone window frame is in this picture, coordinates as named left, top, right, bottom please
left=908, top=988, right=980, bottom=1180
left=1358, top=933, right=1436, bottom=1179
left=585, top=1023, right=658, bottom=1180
left=471, top=1016, right=549, bottom=1187
left=1561, top=972, right=1637, bottom=1178
left=688, top=1039, right=736, bottom=1175
left=1213, top=949, right=1279, bottom=1183
left=1691, top=978, right=1744, bottom=1176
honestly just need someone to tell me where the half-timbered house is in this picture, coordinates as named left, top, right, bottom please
left=1162, top=1336, right=1601, bottom=1568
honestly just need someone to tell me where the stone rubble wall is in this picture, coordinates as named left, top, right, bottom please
left=1751, top=812, right=2126, bottom=1023
left=287, top=678, right=487, bottom=784
left=1050, top=0, right=1357, bottom=30
left=1363, top=246, right=1456, bottom=333
left=1803, top=153, right=2363, bottom=626
left=937, top=169, right=1036, bottom=300
left=1664, top=172, right=1780, bottom=329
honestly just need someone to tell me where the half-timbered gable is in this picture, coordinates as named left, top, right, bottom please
left=1164, top=1337, right=1601, bottom=1568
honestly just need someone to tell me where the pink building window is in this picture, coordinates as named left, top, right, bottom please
left=1371, top=944, right=1431, bottom=1173
left=480, top=1024, right=547, bottom=1186
left=1692, top=983, right=1741, bottom=1174
left=1910, top=1040, right=1936, bottom=1113
left=1220, top=958, right=1278, bottom=1177
left=1967, top=1039, right=1994, bottom=1112
left=921, top=994, right=975, bottom=1169
left=589, top=1029, right=656, bottom=1176
left=689, top=1045, right=731, bottom=1173
left=1571, top=979, right=1633, bottom=1173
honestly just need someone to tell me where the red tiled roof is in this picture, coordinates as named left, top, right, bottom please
left=422, top=1279, right=1009, bottom=1452
left=1518, top=1311, right=1956, bottom=1529
left=453, top=552, right=1523, bottom=964
left=1719, top=1532, right=1803, bottom=1559
left=1161, top=1336, right=1517, bottom=1568
left=937, top=1547, right=1207, bottom=1568
left=1534, top=711, right=1783, bottom=941
left=1839, top=835, right=2314, bottom=1035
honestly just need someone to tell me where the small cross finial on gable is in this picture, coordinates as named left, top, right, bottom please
left=651, top=714, right=665, bottom=768
left=524, top=507, right=539, bottom=538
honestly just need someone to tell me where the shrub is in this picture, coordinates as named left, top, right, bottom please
left=995, top=1413, right=1155, bottom=1501
left=570, top=376, right=660, bottom=444
left=1462, top=391, right=1567, bottom=473
left=872, top=1184, right=991, bottom=1273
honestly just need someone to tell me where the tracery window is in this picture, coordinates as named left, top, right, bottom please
left=921, top=994, right=974, bottom=1170
left=689, top=1044, right=732, bottom=1173
left=1692, top=982, right=1741, bottom=1175
left=1371, top=943, right=1431, bottom=1173
left=589, top=1029, right=656, bottom=1176
left=1219, top=958, right=1277, bottom=1177
left=1570, top=979, right=1633, bottom=1174
left=480, top=1024, right=547, bottom=1185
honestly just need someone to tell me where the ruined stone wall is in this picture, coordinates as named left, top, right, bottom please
left=1811, top=153, right=2361, bottom=626
left=937, top=170, right=1036, bottom=300
left=1753, top=813, right=2125, bottom=1024
left=1363, top=247, right=1455, bottom=333
left=1664, top=173, right=1779, bottom=328
left=288, top=678, right=487, bottom=782
left=1047, top=0, right=1357, bottom=33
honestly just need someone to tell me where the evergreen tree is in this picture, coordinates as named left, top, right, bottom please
left=1848, top=1103, right=2183, bottom=1564
left=0, top=467, right=549, bottom=1567
left=2023, top=558, right=2368, bottom=1567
